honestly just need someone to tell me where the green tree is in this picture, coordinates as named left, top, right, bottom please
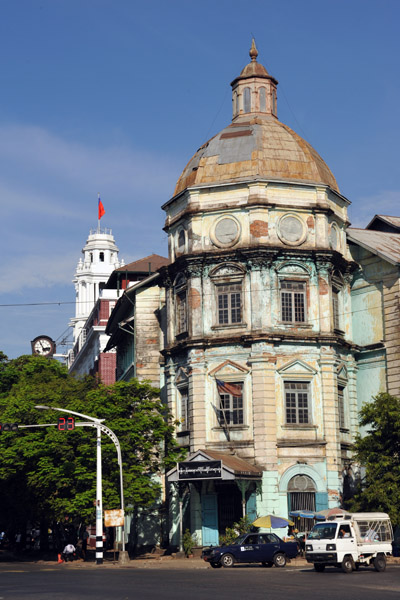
left=348, top=392, right=400, bottom=526
left=0, top=354, right=185, bottom=534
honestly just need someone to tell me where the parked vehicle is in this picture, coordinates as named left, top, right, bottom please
left=305, top=512, right=393, bottom=573
left=202, top=532, right=298, bottom=568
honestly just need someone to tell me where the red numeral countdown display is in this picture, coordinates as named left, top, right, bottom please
left=57, top=417, right=75, bottom=431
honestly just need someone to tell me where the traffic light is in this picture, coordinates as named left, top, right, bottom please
left=57, top=416, right=75, bottom=431
left=0, top=423, right=19, bottom=432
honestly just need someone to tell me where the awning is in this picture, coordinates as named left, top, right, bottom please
left=167, top=449, right=263, bottom=482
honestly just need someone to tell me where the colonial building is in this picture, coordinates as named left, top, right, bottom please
left=348, top=214, right=400, bottom=411
left=67, top=227, right=124, bottom=383
left=162, top=41, right=360, bottom=545
left=104, top=255, right=169, bottom=385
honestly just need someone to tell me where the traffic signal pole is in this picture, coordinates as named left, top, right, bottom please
left=33, top=405, right=127, bottom=565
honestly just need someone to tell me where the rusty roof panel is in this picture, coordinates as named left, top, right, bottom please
left=348, top=228, right=400, bottom=265
left=203, top=449, right=263, bottom=477
left=173, top=117, right=339, bottom=197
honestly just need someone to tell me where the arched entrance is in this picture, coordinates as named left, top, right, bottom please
left=287, top=474, right=316, bottom=531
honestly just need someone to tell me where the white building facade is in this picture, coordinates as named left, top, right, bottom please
left=67, top=227, right=124, bottom=382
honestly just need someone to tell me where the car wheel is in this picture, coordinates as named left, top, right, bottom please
left=262, top=561, right=273, bottom=568
left=273, top=553, right=286, bottom=568
left=221, top=553, right=235, bottom=568
left=210, top=562, right=222, bottom=569
left=373, top=554, right=386, bottom=572
left=341, top=555, right=354, bottom=573
left=314, top=564, right=325, bottom=572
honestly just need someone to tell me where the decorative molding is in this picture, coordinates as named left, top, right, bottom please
left=208, top=359, right=251, bottom=378
left=277, top=358, right=318, bottom=376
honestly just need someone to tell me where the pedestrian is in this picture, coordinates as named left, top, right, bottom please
left=62, top=543, right=76, bottom=562
left=81, top=528, right=89, bottom=560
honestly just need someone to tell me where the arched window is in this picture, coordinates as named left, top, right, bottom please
left=244, top=87, right=251, bottom=113
left=233, top=91, right=238, bottom=117
left=272, top=90, right=277, bottom=115
left=177, top=229, right=186, bottom=251
left=259, top=87, right=266, bottom=112
left=99, top=252, right=104, bottom=262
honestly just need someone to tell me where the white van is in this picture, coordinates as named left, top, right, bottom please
left=305, top=512, right=393, bottom=573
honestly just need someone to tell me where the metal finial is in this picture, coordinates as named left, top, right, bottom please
left=249, top=38, right=258, bottom=61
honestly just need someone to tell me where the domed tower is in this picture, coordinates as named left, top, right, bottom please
left=69, top=227, right=123, bottom=344
left=163, top=43, right=357, bottom=546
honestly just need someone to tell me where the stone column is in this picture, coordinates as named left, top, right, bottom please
left=248, top=353, right=279, bottom=513
left=319, top=350, right=341, bottom=503
left=186, top=264, right=203, bottom=338
left=316, top=260, right=332, bottom=333
left=189, top=349, right=207, bottom=452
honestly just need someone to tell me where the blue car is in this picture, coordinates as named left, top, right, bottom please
left=202, top=532, right=298, bottom=568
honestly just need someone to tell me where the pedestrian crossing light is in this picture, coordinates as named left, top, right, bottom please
left=0, top=423, right=19, bottom=432
left=57, top=417, right=75, bottom=431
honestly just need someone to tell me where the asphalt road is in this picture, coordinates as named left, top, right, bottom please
left=0, top=563, right=399, bottom=600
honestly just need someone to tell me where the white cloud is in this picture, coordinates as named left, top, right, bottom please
left=0, top=252, right=76, bottom=294
left=348, top=190, right=400, bottom=228
left=0, top=123, right=180, bottom=213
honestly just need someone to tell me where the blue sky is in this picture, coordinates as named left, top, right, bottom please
left=1, top=0, right=399, bottom=359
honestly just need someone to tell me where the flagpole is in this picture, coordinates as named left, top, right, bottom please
left=97, top=193, right=101, bottom=233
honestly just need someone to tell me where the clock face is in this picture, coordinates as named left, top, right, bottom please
left=32, top=336, right=55, bottom=357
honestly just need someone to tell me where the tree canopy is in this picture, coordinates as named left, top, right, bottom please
left=0, top=354, right=185, bottom=532
left=349, top=392, right=400, bottom=526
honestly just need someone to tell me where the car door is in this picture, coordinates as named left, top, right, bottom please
left=237, top=534, right=259, bottom=563
left=259, top=534, right=281, bottom=562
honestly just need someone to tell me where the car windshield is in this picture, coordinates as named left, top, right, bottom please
left=231, top=534, right=248, bottom=545
left=308, top=523, right=337, bottom=540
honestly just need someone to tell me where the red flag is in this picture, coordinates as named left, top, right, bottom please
left=216, top=379, right=242, bottom=397
left=98, top=197, right=105, bottom=220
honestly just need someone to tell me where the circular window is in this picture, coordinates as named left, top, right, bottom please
left=212, top=216, right=240, bottom=247
left=278, top=214, right=307, bottom=246
left=329, top=223, right=339, bottom=250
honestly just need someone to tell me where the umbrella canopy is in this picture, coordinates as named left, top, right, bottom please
left=252, top=515, right=294, bottom=528
left=289, top=510, right=325, bottom=520
left=317, top=508, right=350, bottom=519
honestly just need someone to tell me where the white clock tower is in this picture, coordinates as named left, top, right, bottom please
left=69, top=227, right=124, bottom=344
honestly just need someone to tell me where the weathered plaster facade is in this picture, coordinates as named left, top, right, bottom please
left=162, top=43, right=360, bottom=546
left=348, top=216, right=400, bottom=417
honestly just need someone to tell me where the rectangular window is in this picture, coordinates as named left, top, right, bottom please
left=338, top=386, right=345, bottom=429
left=217, top=381, right=243, bottom=426
left=176, top=291, right=187, bottom=334
left=281, top=281, right=306, bottom=323
left=285, top=381, right=310, bottom=424
left=179, top=388, right=189, bottom=431
left=217, top=284, right=242, bottom=325
left=332, top=290, right=340, bottom=330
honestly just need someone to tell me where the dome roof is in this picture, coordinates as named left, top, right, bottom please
left=173, top=41, right=339, bottom=198
left=174, top=115, right=339, bottom=196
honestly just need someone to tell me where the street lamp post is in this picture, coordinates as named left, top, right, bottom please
left=35, top=405, right=127, bottom=564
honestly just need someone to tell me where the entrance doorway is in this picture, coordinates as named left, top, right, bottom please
left=216, top=483, right=243, bottom=534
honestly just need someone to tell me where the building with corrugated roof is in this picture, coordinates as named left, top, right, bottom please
left=348, top=215, right=400, bottom=406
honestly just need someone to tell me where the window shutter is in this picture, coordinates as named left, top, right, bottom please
left=315, top=492, right=328, bottom=512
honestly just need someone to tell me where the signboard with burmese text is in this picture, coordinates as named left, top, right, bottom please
left=178, top=460, right=222, bottom=480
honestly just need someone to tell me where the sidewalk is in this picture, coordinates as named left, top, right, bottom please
left=1, top=549, right=399, bottom=570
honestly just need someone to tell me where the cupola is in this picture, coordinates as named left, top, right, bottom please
left=231, top=39, right=278, bottom=120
